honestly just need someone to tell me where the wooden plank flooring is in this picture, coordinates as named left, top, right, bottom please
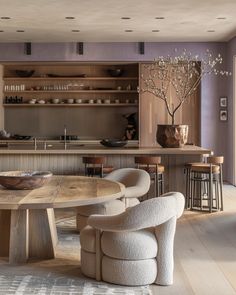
left=0, top=184, right=236, bottom=294
left=151, top=183, right=236, bottom=295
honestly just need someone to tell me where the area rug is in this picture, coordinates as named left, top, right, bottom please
left=0, top=274, right=152, bottom=295
left=0, top=214, right=152, bottom=295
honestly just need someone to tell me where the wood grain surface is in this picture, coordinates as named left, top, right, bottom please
left=0, top=175, right=125, bottom=210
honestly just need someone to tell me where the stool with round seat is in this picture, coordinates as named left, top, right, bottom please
left=83, top=156, right=114, bottom=178
left=134, top=156, right=165, bottom=198
left=185, top=156, right=224, bottom=212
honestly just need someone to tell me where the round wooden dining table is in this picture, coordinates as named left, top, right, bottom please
left=0, top=175, right=125, bottom=264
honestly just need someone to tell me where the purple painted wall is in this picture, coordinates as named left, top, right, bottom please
left=0, top=42, right=231, bottom=180
left=226, top=37, right=236, bottom=183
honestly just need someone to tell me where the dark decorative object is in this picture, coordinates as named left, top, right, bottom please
left=156, top=125, right=188, bottom=148
left=76, top=42, right=84, bottom=55
left=12, top=134, right=32, bottom=140
left=15, top=70, right=35, bottom=77
left=139, top=42, right=145, bottom=55
left=100, top=139, right=127, bottom=147
left=107, top=69, right=124, bottom=77
left=122, top=112, right=138, bottom=140
left=0, top=171, right=52, bottom=190
left=47, top=74, right=86, bottom=78
left=24, top=42, right=31, bottom=55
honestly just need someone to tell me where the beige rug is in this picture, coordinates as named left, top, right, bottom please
left=0, top=274, right=151, bottom=294
left=0, top=213, right=152, bottom=295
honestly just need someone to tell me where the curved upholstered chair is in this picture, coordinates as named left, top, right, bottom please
left=80, top=192, right=185, bottom=286
left=76, top=168, right=151, bottom=231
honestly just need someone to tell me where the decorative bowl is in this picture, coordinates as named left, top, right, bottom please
left=15, top=70, right=35, bottom=77
left=0, top=171, right=53, bottom=190
left=100, top=139, right=127, bottom=148
left=107, top=69, right=124, bottom=77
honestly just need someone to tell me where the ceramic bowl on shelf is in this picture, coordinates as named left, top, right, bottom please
left=107, top=69, right=124, bottom=77
left=15, top=70, right=35, bottom=77
left=29, top=99, right=37, bottom=104
left=100, top=139, right=127, bottom=148
left=38, top=100, right=45, bottom=104
left=67, top=99, right=74, bottom=104
left=52, top=98, right=60, bottom=104
left=0, top=171, right=52, bottom=190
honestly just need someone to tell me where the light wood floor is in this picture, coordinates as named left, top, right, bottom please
left=1, top=184, right=236, bottom=295
left=151, top=184, right=236, bottom=295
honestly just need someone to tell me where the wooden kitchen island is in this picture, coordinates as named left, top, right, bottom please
left=0, top=144, right=211, bottom=195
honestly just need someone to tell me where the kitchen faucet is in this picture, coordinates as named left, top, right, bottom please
left=34, top=137, right=37, bottom=150
left=64, top=125, right=67, bottom=150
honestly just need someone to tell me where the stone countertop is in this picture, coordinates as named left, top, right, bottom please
left=0, top=144, right=212, bottom=155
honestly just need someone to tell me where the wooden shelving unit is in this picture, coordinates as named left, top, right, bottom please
left=4, top=90, right=138, bottom=94
left=3, top=103, right=138, bottom=107
left=3, top=77, right=138, bottom=81
left=2, top=62, right=140, bottom=140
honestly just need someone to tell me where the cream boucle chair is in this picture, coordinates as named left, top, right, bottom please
left=76, top=168, right=151, bottom=231
left=80, top=192, right=185, bottom=286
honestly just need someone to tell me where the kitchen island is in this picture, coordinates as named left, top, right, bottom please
left=0, top=142, right=211, bottom=195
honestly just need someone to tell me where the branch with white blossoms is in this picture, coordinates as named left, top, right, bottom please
left=141, top=49, right=231, bottom=125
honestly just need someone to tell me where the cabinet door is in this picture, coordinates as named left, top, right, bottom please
left=139, top=63, right=200, bottom=147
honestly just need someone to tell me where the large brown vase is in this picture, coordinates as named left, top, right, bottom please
left=156, top=124, right=189, bottom=148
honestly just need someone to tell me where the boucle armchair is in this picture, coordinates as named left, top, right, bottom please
left=80, top=192, right=185, bottom=286
left=76, top=168, right=151, bottom=231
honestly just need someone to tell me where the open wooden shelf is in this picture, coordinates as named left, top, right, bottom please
left=4, top=90, right=138, bottom=94
left=4, top=77, right=138, bottom=81
left=3, top=103, right=138, bottom=107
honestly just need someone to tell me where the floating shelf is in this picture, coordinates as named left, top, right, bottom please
left=3, top=77, right=138, bottom=81
left=3, top=103, right=138, bottom=107
left=3, top=90, right=138, bottom=93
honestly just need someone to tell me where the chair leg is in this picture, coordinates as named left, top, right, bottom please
left=219, top=169, right=224, bottom=211
left=209, top=172, right=213, bottom=213
left=185, top=168, right=189, bottom=209
left=156, top=173, right=160, bottom=197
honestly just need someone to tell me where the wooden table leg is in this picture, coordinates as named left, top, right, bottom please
left=9, top=209, right=29, bottom=264
left=0, top=210, right=11, bottom=257
left=28, top=208, right=58, bottom=259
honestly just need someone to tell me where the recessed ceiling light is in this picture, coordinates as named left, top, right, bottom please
left=1, top=16, right=11, bottom=19
left=65, top=16, right=75, bottom=19
left=125, top=30, right=133, bottom=32
left=155, top=17, right=165, bottom=19
left=152, top=29, right=160, bottom=32
left=216, top=17, right=226, bottom=20
left=207, top=30, right=215, bottom=32
left=71, top=29, right=80, bottom=32
left=16, top=30, right=25, bottom=32
left=121, top=17, right=131, bottom=20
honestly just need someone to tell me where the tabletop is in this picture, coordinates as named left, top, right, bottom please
left=0, top=175, right=125, bottom=210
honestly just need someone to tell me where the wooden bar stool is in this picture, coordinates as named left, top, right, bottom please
left=186, top=156, right=224, bottom=212
left=134, top=156, right=164, bottom=198
left=184, top=162, right=205, bottom=209
left=82, top=156, right=114, bottom=178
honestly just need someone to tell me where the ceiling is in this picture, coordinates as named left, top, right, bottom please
left=0, top=0, right=235, bottom=42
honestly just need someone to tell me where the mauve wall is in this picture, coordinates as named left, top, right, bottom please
left=0, top=42, right=231, bottom=180
left=226, top=37, right=236, bottom=183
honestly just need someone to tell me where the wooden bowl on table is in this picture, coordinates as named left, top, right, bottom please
left=0, top=171, right=52, bottom=190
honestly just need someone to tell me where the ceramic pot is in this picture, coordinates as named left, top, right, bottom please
left=156, top=124, right=189, bottom=148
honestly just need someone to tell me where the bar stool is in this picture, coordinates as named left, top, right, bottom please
left=186, top=156, right=224, bottom=212
left=134, top=156, right=164, bottom=198
left=184, top=162, right=204, bottom=209
left=82, top=156, right=114, bottom=178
